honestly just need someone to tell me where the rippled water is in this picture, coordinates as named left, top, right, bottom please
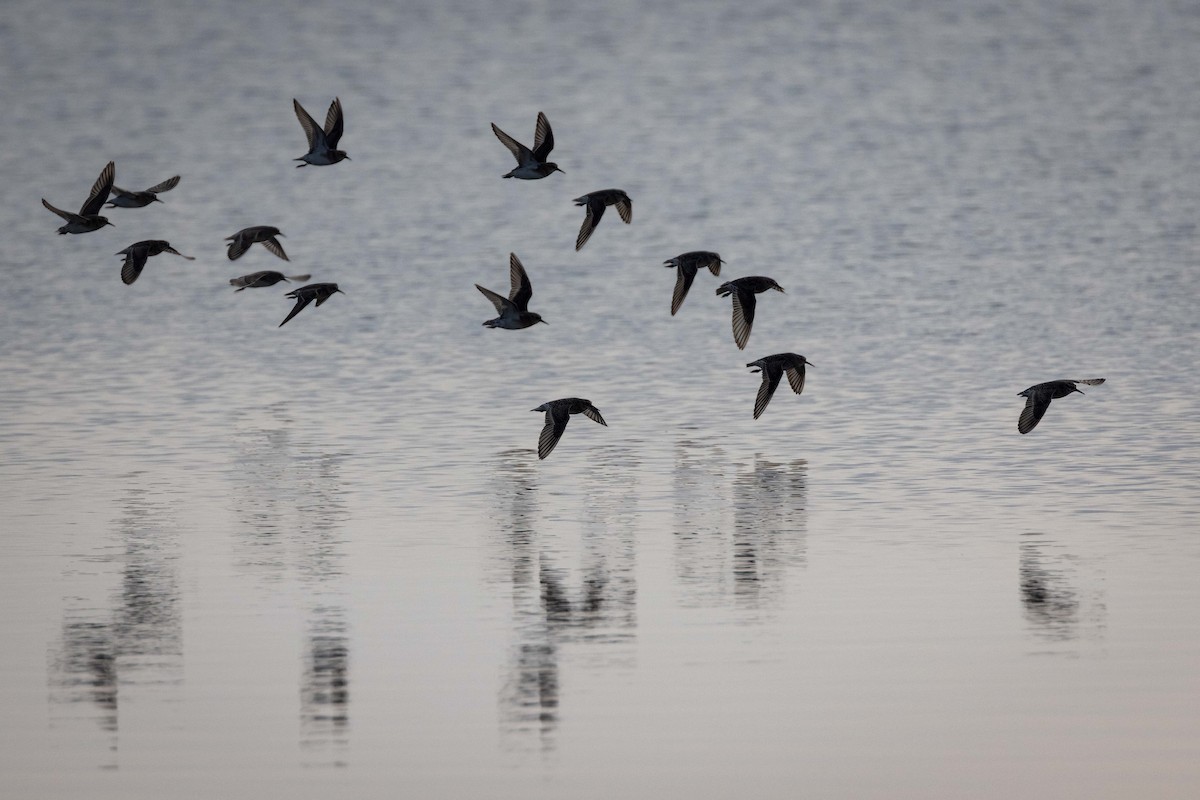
left=2, top=0, right=1199, bottom=797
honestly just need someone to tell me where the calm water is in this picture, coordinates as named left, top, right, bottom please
left=2, top=0, right=1199, bottom=797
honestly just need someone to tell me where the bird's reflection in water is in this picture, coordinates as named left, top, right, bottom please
left=490, top=446, right=638, bottom=753
left=732, top=455, right=808, bottom=611
left=301, top=606, right=350, bottom=765
left=1019, top=532, right=1106, bottom=654
left=49, top=476, right=184, bottom=768
left=230, top=406, right=352, bottom=766
left=674, top=441, right=807, bottom=614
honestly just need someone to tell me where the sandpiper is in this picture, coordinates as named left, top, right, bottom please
left=42, top=161, right=115, bottom=234
left=477, top=252, right=546, bottom=329
left=491, top=111, right=563, bottom=179
left=279, top=282, right=343, bottom=327
left=574, top=189, right=632, bottom=251
left=531, top=398, right=607, bottom=460
left=715, top=276, right=785, bottom=350
left=106, top=175, right=180, bottom=208
left=230, top=270, right=312, bottom=291
left=746, top=354, right=813, bottom=419
left=1017, top=378, right=1105, bottom=434
left=115, top=240, right=195, bottom=285
left=293, top=97, right=349, bottom=167
left=226, top=226, right=288, bottom=261
left=664, top=251, right=723, bottom=316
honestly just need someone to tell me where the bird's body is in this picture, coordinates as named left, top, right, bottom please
left=531, top=398, right=607, bottom=460
left=1017, top=378, right=1105, bottom=434
left=106, top=175, right=180, bottom=208
left=115, top=240, right=194, bottom=285
left=573, top=189, right=632, bottom=250
left=230, top=270, right=312, bottom=291
left=293, top=98, right=349, bottom=166
left=477, top=252, right=545, bottom=329
left=491, top=112, right=562, bottom=179
left=715, top=276, right=785, bottom=349
left=279, top=282, right=342, bottom=327
left=42, top=161, right=115, bottom=234
left=664, top=251, right=723, bottom=316
left=746, top=353, right=813, bottom=419
left=226, top=226, right=288, bottom=261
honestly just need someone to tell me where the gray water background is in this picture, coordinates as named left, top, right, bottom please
left=1, top=0, right=1198, bottom=797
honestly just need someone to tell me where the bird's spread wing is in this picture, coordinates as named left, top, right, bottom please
left=582, top=406, right=607, bottom=427
left=41, top=198, right=74, bottom=222
left=532, top=112, right=554, bottom=161
left=538, top=409, right=570, bottom=460
left=575, top=201, right=604, bottom=251
left=80, top=161, right=115, bottom=216
left=785, top=364, right=806, bottom=394
left=509, top=253, right=532, bottom=308
left=615, top=196, right=632, bottom=224
left=731, top=289, right=756, bottom=350
left=1018, top=392, right=1052, bottom=434
left=121, top=248, right=148, bottom=285
left=671, top=266, right=696, bottom=316
left=491, top=123, right=532, bottom=164
left=262, top=237, right=289, bottom=261
left=226, top=235, right=251, bottom=260
left=754, top=366, right=783, bottom=419
left=324, top=98, right=344, bottom=147
left=147, top=175, right=180, bottom=194
left=279, top=295, right=314, bottom=327
left=1073, top=378, right=1106, bottom=386
left=293, top=99, right=325, bottom=151
left=476, top=284, right=513, bottom=315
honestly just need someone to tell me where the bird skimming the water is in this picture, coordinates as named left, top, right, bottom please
left=1017, top=378, right=1105, bottom=434
left=746, top=353, right=813, bottom=419
left=42, top=161, right=115, bottom=234
left=293, top=98, right=349, bottom=166
left=715, top=276, right=785, bottom=350
left=477, top=253, right=545, bottom=329
left=106, top=175, right=180, bottom=208
left=279, top=282, right=343, bottom=327
left=115, top=240, right=194, bottom=285
left=226, top=226, right=288, bottom=261
left=531, top=398, right=606, bottom=460
left=230, top=270, right=312, bottom=290
left=491, top=112, right=563, bottom=179
left=574, top=189, right=631, bottom=251
left=664, top=251, right=723, bottom=316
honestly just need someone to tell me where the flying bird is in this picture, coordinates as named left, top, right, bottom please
left=226, top=226, right=288, bottom=261
left=715, top=276, right=785, bottom=350
left=573, top=189, right=632, bottom=251
left=746, top=353, right=813, bottom=419
left=42, top=161, right=115, bottom=234
left=279, top=282, right=343, bottom=327
left=115, top=240, right=194, bottom=285
left=476, top=252, right=546, bottom=329
left=1017, top=378, right=1105, bottom=434
left=491, top=111, right=563, bottom=179
left=293, top=97, right=349, bottom=166
left=229, top=270, right=312, bottom=291
left=664, top=251, right=723, bottom=316
left=531, top=398, right=607, bottom=460
left=106, top=175, right=180, bottom=208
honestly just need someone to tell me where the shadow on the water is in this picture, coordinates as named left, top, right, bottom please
left=1019, top=532, right=1106, bottom=654
left=673, top=440, right=808, bottom=615
left=490, top=446, right=638, bottom=753
left=230, top=405, right=351, bottom=766
left=48, top=475, right=184, bottom=768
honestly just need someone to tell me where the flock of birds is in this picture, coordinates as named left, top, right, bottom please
left=40, top=103, right=1105, bottom=458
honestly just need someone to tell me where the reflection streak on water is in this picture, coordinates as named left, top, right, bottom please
left=48, top=477, right=183, bottom=768
left=491, top=447, right=638, bottom=752
left=1019, top=532, right=1106, bottom=654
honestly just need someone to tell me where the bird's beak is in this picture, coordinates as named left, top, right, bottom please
left=807, top=362, right=816, bottom=368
